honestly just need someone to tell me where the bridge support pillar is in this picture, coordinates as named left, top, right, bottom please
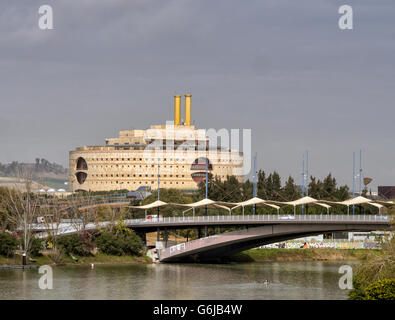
left=137, top=232, right=147, bottom=250
left=157, top=227, right=160, bottom=241
left=198, top=227, right=202, bottom=239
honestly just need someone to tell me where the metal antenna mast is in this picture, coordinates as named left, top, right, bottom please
left=306, top=150, right=309, bottom=197
left=359, top=149, right=362, bottom=196
left=302, top=153, right=305, bottom=215
left=353, top=152, right=355, bottom=215
left=253, top=152, right=257, bottom=216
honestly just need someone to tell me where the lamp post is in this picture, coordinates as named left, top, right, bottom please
left=119, top=182, right=123, bottom=217
left=157, top=158, right=161, bottom=221
left=253, top=152, right=257, bottom=216
left=205, top=157, right=208, bottom=237
left=302, top=153, right=305, bottom=215
left=353, top=152, right=355, bottom=215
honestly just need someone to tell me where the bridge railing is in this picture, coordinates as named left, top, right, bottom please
left=30, top=214, right=389, bottom=234
left=125, top=214, right=389, bottom=225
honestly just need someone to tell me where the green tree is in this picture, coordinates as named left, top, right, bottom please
left=257, top=170, right=267, bottom=199
left=0, top=232, right=18, bottom=257
left=322, top=173, right=337, bottom=199
left=282, top=176, right=300, bottom=201
left=95, top=227, right=143, bottom=256
left=308, top=176, right=323, bottom=199
left=365, top=279, right=395, bottom=300
left=349, top=209, right=395, bottom=299
left=29, top=237, right=43, bottom=257
left=57, top=234, right=91, bottom=256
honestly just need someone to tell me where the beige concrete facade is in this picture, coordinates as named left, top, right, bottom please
left=69, top=99, right=244, bottom=192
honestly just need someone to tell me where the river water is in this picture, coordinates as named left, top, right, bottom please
left=0, top=261, right=356, bottom=300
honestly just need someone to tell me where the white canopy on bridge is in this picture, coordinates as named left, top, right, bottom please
left=128, top=200, right=169, bottom=219
left=285, top=196, right=319, bottom=206
left=217, top=197, right=281, bottom=215
left=128, top=200, right=168, bottom=210
left=319, top=196, right=389, bottom=214
left=170, top=198, right=230, bottom=216
left=339, top=196, right=372, bottom=206
left=375, top=200, right=394, bottom=206
left=264, top=196, right=332, bottom=214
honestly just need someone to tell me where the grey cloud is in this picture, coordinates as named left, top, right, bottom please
left=0, top=0, right=394, bottom=190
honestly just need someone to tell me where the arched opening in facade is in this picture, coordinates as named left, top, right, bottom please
left=76, top=171, right=87, bottom=184
left=190, top=157, right=212, bottom=183
left=76, top=157, right=88, bottom=170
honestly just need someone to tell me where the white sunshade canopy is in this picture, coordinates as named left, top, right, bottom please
left=319, top=196, right=390, bottom=212
left=316, top=203, right=331, bottom=209
left=339, top=196, right=372, bottom=206
left=368, top=202, right=384, bottom=210
left=215, top=197, right=281, bottom=216
left=371, top=200, right=394, bottom=207
left=265, top=196, right=332, bottom=213
left=232, top=197, right=281, bottom=210
left=169, top=198, right=231, bottom=213
left=285, top=196, right=320, bottom=206
left=267, top=196, right=326, bottom=207
left=128, top=200, right=168, bottom=210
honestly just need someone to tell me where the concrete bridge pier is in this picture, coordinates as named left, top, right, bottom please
left=164, top=228, right=168, bottom=247
left=136, top=231, right=147, bottom=249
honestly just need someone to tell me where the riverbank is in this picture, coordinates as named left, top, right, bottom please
left=0, top=252, right=151, bottom=267
left=231, top=248, right=380, bottom=262
left=1, top=248, right=380, bottom=267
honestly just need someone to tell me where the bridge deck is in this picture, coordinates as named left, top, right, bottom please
left=31, top=214, right=390, bottom=237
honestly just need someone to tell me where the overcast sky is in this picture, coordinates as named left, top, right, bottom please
left=0, top=0, right=394, bottom=191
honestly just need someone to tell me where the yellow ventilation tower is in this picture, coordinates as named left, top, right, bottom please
left=174, top=95, right=181, bottom=125
left=185, top=94, right=192, bottom=126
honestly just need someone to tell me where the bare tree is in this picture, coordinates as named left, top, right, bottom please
left=39, top=194, right=67, bottom=262
left=1, top=171, right=40, bottom=262
left=67, top=191, right=102, bottom=233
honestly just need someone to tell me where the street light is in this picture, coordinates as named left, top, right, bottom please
left=119, top=182, right=123, bottom=217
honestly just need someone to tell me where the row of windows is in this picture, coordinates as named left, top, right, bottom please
left=84, top=174, right=229, bottom=181
left=89, top=164, right=186, bottom=169
left=90, top=173, right=186, bottom=178
left=78, top=165, right=232, bottom=171
left=90, top=181, right=186, bottom=185
left=81, top=157, right=234, bottom=163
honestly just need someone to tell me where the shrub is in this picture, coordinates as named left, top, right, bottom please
left=348, top=278, right=366, bottom=300
left=57, top=234, right=91, bottom=256
left=0, top=232, right=18, bottom=257
left=95, top=232, right=124, bottom=256
left=96, top=229, right=143, bottom=256
left=365, top=279, right=395, bottom=300
left=30, top=237, right=44, bottom=257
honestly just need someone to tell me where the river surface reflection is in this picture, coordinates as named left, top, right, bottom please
left=0, top=261, right=357, bottom=300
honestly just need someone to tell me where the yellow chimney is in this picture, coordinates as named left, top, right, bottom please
left=185, top=94, right=192, bottom=126
left=174, top=95, right=181, bottom=125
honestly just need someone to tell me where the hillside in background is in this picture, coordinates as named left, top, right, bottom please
left=0, top=158, right=68, bottom=190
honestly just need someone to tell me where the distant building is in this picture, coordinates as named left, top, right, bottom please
left=69, top=95, right=244, bottom=192
left=127, top=186, right=152, bottom=200
left=378, top=186, right=395, bottom=199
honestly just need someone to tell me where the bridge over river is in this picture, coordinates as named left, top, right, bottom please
left=32, top=214, right=392, bottom=262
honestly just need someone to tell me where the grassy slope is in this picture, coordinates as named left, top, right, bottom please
left=0, top=253, right=151, bottom=266
left=1, top=248, right=381, bottom=266
left=232, top=248, right=379, bottom=262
